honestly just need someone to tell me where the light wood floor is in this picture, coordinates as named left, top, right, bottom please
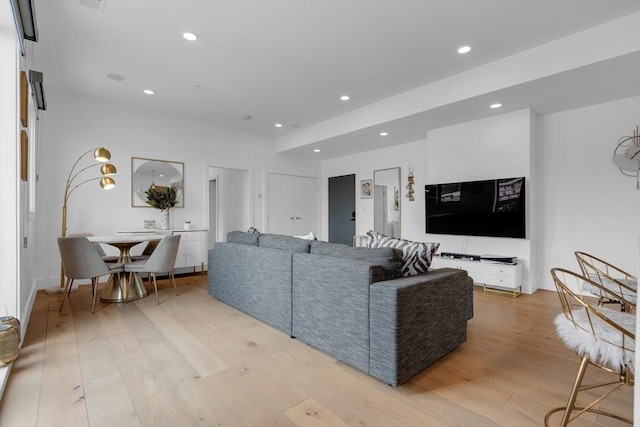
left=0, top=275, right=633, bottom=427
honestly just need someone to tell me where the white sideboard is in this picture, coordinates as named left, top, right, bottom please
left=117, top=229, right=208, bottom=274
left=172, top=230, right=207, bottom=273
left=432, top=255, right=522, bottom=297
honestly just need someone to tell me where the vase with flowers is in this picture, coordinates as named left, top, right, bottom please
left=144, top=185, right=177, bottom=230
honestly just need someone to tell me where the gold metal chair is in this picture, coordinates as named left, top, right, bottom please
left=545, top=268, right=635, bottom=426
left=575, top=251, right=637, bottom=313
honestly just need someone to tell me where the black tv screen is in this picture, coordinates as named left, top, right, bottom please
left=425, top=177, right=525, bottom=239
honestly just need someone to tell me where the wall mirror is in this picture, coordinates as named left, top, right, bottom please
left=373, top=167, right=401, bottom=238
left=131, top=157, right=184, bottom=207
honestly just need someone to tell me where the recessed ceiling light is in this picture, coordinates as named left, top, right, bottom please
left=457, top=45, right=471, bottom=54
left=379, top=132, right=388, bottom=136
left=490, top=103, right=502, bottom=109
left=106, top=73, right=125, bottom=81
left=275, top=123, right=283, bottom=128
left=183, top=32, right=198, bottom=41
left=340, top=95, right=350, bottom=101
left=143, top=89, right=155, bottom=95
left=314, top=149, right=321, bottom=153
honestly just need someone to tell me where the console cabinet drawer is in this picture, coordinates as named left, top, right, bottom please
left=489, top=265, right=516, bottom=278
left=488, top=274, right=517, bottom=289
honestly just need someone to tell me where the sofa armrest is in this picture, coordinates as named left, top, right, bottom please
left=292, top=253, right=385, bottom=374
left=369, top=269, right=470, bottom=386
left=208, top=242, right=294, bottom=334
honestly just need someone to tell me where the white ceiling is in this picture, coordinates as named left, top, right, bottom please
left=27, top=0, right=640, bottom=158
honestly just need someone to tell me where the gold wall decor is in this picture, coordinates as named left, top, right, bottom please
left=20, top=130, right=28, bottom=181
left=20, top=71, right=28, bottom=128
left=405, top=172, right=415, bottom=201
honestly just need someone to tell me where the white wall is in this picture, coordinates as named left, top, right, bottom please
left=34, top=91, right=321, bottom=288
left=536, top=96, right=640, bottom=290
left=322, top=101, right=640, bottom=293
left=426, top=109, right=534, bottom=292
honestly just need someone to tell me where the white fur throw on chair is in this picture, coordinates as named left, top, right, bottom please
left=554, top=308, right=635, bottom=374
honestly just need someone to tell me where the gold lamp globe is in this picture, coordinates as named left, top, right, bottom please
left=100, top=163, right=117, bottom=176
left=94, top=147, right=111, bottom=162
left=100, top=177, right=115, bottom=190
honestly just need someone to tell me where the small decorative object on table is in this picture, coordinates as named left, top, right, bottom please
left=145, top=185, right=177, bottom=230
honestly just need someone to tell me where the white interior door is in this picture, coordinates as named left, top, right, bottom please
left=267, top=173, right=295, bottom=234
left=293, top=176, right=318, bottom=235
left=267, top=173, right=318, bottom=236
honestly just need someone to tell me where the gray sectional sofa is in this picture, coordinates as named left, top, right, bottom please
left=207, top=231, right=474, bottom=386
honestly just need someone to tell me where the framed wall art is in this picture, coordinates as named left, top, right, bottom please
left=20, top=71, right=28, bottom=128
left=360, top=179, right=372, bottom=199
left=20, top=130, right=28, bottom=181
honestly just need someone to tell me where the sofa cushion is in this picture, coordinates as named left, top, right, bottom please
left=227, top=231, right=260, bottom=246
left=366, top=230, right=439, bottom=277
left=259, top=233, right=311, bottom=253
left=310, top=241, right=402, bottom=280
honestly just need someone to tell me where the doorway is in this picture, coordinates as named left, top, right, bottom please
left=207, top=167, right=250, bottom=249
left=328, top=174, right=355, bottom=245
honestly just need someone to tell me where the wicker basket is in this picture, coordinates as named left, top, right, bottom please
left=0, top=324, right=19, bottom=365
left=0, top=316, right=20, bottom=343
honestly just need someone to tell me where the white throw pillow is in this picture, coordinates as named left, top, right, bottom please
left=293, top=232, right=317, bottom=240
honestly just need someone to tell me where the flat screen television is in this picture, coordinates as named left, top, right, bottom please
left=425, top=177, right=525, bottom=239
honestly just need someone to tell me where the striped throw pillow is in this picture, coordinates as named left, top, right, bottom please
left=366, top=230, right=439, bottom=277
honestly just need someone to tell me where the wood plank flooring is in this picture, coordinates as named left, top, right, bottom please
left=0, top=275, right=633, bottom=426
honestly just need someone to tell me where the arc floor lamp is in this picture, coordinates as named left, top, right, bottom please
left=51, top=147, right=116, bottom=293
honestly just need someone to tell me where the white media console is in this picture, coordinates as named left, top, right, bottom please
left=432, top=254, right=522, bottom=297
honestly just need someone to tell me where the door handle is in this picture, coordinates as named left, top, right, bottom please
left=295, top=216, right=302, bottom=220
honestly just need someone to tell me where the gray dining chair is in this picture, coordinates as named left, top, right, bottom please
left=124, top=234, right=181, bottom=304
left=58, top=236, right=124, bottom=313
left=68, top=232, right=119, bottom=263
left=131, top=239, right=160, bottom=261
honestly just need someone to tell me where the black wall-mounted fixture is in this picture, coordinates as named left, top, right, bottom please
left=9, top=0, right=39, bottom=56
left=29, top=70, right=46, bottom=110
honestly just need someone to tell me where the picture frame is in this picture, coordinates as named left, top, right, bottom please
left=131, top=157, right=184, bottom=207
left=394, top=186, right=399, bottom=210
left=360, top=179, right=372, bottom=199
left=20, top=71, right=28, bottom=128
left=20, top=130, right=28, bottom=181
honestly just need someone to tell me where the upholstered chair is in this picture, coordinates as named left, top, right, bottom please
left=131, top=239, right=160, bottom=261
left=57, top=237, right=124, bottom=313
left=124, top=234, right=181, bottom=304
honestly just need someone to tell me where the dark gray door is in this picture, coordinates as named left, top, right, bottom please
left=328, top=174, right=356, bottom=245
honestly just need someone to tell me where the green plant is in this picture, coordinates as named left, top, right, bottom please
left=144, top=185, right=177, bottom=211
